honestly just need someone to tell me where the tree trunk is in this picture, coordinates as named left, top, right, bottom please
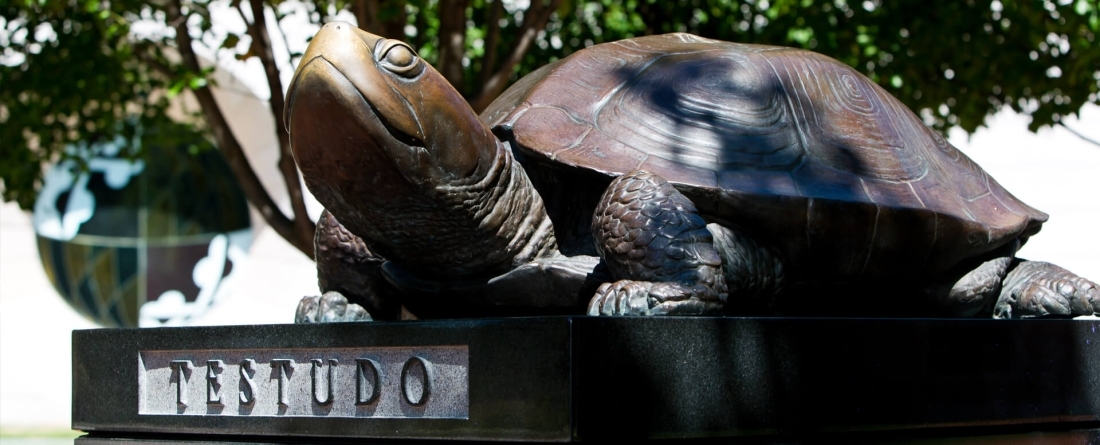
left=469, top=0, right=562, bottom=112
left=437, top=0, right=468, bottom=91
left=246, top=0, right=316, bottom=258
left=352, top=0, right=407, bottom=39
left=479, top=0, right=505, bottom=86
left=165, top=0, right=316, bottom=258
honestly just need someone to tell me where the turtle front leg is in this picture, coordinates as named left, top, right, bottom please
left=297, top=291, right=372, bottom=323
left=993, top=261, right=1099, bottom=318
left=296, top=210, right=400, bottom=323
left=929, top=242, right=1099, bottom=318
left=588, top=171, right=730, bottom=315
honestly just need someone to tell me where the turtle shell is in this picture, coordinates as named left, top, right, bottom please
left=482, top=33, right=1047, bottom=280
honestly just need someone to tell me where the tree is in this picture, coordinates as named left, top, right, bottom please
left=1, top=0, right=566, bottom=257
left=2, top=0, right=315, bottom=256
left=3, top=0, right=1097, bottom=258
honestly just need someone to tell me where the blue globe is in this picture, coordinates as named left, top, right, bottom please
left=33, top=138, right=252, bottom=327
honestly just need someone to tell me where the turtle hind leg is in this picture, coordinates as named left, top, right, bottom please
left=296, top=210, right=400, bottom=323
left=928, top=256, right=1015, bottom=317
left=589, top=170, right=728, bottom=316
left=994, top=261, right=1099, bottom=318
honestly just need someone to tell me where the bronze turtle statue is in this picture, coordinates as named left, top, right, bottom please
left=285, top=23, right=1098, bottom=321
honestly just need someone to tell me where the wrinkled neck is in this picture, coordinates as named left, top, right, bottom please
left=367, top=140, right=557, bottom=280
left=429, top=141, right=558, bottom=277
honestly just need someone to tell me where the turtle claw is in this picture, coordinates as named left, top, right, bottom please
left=589, top=171, right=729, bottom=317
left=993, top=261, right=1100, bottom=319
left=296, top=291, right=373, bottom=323
left=588, top=281, right=655, bottom=315
left=588, top=280, right=722, bottom=316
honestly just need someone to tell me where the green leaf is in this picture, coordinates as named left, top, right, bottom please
left=788, top=27, right=814, bottom=44
left=167, top=81, right=185, bottom=99
left=1074, top=0, right=1092, bottom=16
left=221, top=33, right=241, bottom=50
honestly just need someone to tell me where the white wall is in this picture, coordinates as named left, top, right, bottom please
left=949, top=106, right=1100, bottom=281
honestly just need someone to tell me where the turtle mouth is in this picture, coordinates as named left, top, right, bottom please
left=286, top=53, right=454, bottom=228
left=361, top=94, right=427, bottom=151
left=288, top=55, right=427, bottom=156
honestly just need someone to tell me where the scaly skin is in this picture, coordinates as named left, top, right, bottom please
left=429, top=139, right=559, bottom=277
left=312, top=209, right=398, bottom=320
left=995, top=261, right=1100, bottom=318
left=589, top=171, right=729, bottom=315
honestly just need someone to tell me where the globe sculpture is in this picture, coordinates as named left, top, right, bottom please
left=33, top=137, right=252, bottom=327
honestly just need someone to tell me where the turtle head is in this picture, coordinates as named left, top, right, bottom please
left=285, top=23, right=500, bottom=235
left=287, top=22, right=495, bottom=187
left=286, top=23, right=548, bottom=276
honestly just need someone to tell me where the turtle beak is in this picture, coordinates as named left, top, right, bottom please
left=287, top=22, right=499, bottom=186
left=286, top=22, right=421, bottom=142
left=286, top=22, right=428, bottom=230
left=287, top=48, right=418, bottom=203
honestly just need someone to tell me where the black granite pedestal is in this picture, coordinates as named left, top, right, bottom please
left=72, top=317, right=1100, bottom=443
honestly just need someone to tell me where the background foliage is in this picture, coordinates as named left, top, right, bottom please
left=3, top=0, right=1098, bottom=256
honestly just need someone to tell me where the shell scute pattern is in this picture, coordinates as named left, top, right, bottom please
left=763, top=49, right=925, bottom=184
left=485, top=33, right=1047, bottom=277
left=600, top=51, right=804, bottom=173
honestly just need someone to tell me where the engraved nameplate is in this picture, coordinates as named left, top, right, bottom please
left=138, top=346, right=468, bottom=419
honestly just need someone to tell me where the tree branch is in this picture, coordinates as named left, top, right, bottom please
left=1058, top=121, right=1100, bottom=148
left=247, top=0, right=316, bottom=257
left=351, top=0, right=369, bottom=30
left=479, top=0, right=504, bottom=86
left=164, top=0, right=314, bottom=257
left=469, top=0, right=561, bottom=112
left=437, top=0, right=468, bottom=89
left=412, top=3, right=427, bottom=50
left=351, top=0, right=406, bottom=38
left=132, top=42, right=175, bottom=78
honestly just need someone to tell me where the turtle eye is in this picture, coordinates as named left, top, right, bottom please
left=377, top=41, right=421, bottom=77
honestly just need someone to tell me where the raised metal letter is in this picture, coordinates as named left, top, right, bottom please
left=206, top=360, right=224, bottom=405
left=239, top=359, right=257, bottom=405
left=270, top=359, right=294, bottom=407
left=400, top=356, right=433, bottom=406
left=310, top=358, right=337, bottom=406
left=169, top=360, right=193, bottom=406
left=355, top=358, right=381, bottom=405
